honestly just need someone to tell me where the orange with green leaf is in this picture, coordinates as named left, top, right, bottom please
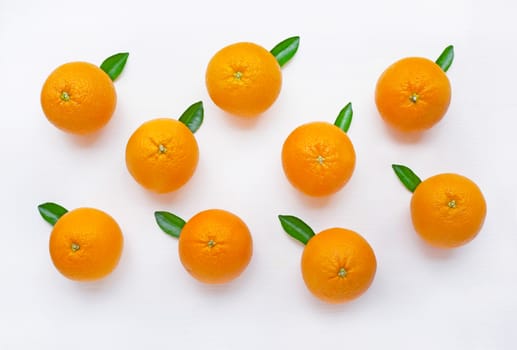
left=392, top=164, right=487, bottom=248
left=40, top=52, right=129, bottom=135
left=375, top=46, right=454, bottom=132
left=155, top=209, right=253, bottom=284
left=205, top=36, right=299, bottom=117
left=279, top=215, right=376, bottom=304
left=38, top=202, right=124, bottom=281
left=125, top=102, right=204, bottom=194
left=281, top=103, right=356, bottom=197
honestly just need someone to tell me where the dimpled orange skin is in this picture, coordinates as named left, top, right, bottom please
left=281, top=122, right=356, bottom=197
left=49, top=208, right=124, bottom=281
left=375, top=57, right=451, bottom=132
left=301, top=228, right=377, bottom=304
left=178, top=209, right=253, bottom=284
left=40, top=62, right=117, bottom=134
left=205, top=42, right=282, bottom=117
left=410, top=173, right=487, bottom=248
left=125, top=118, right=199, bottom=194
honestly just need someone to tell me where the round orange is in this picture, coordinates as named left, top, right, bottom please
left=125, top=118, right=199, bottom=194
left=205, top=42, right=282, bottom=117
left=281, top=122, right=356, bottom=197
left=411, top=173, right=487, bottom=248
left=301, top=228, right=377, bottom=304
left=41, top=62, right=117, bottom=134
left=49, top=207, right=124, bottom=281
left=178, top=209, right=253, bottom=284
left=375, top=57, right=451, bottom=132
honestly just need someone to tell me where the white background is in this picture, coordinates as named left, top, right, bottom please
left=0, top=0, right=515, bottom=348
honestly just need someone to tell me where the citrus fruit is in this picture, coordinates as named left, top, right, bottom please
left=282, top=121, right=356, bottom=197
left=125, top=118, right=199, bottom=194
left=205, top=42, right=282, bottom=117
left=393, top=165, right=487, bottom=248
left=49, top=207, right=124, bottom=281
left=375, top=56, right=451, bottom=132
left=302, top=228, right=377, bottom=304
left=170, top=209, right=253, bottom=284
left=411, top=173, right=487, bottom=248
left=279, top=215, right=376, bottom=304
left=41, top=61, right=117, bottom=134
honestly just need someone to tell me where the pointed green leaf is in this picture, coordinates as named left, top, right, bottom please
left=100, top=52, right=129, bottom=81
left=334, top=102, right=353, bottom=132
left=154, top=211, right=186, bottom=238
left=270, top=36, right=300, bottom=67
left=178, top=101, right=204, bottom=133
left=38, top=202, right=68, bottom=226
left=392, top=164, right=422, bottom=193
left=435, top=45, right=454, bottom=72
left=278, top=215, right=315, bottom=245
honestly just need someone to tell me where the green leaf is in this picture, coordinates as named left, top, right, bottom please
left=154, top=211, right=186, bottom=238
left=38, top=202, right=68, bottom=226
left=270, top=36, right=300, bottom=67
left=334, top=102, right=353, bottom=132
left=100, top=52, right=129, bottom=81
left=278, top=215, right=315, bottom=245
left=392, top=164, right=422, bottom=193
left=435, top=45, right=454, bottom=72
left=178, top=101, right=204, bottom=133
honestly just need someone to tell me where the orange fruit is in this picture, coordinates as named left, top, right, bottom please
left=178, top=209, right=253, bottom=284
left=411, top=173, right=487, bottom=248
left=375, top=57, right=451, bottom=132
left=301, top=228, right=377, bottom=304
left=49, top=207, right=124, bottom=281
left=281, top=122, right=356, bottom=196
left=41, top=62, right=117, bottom=134
left=205, top=42, right=282, bottom=117
left=125, top=118, right=199, bottom=194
